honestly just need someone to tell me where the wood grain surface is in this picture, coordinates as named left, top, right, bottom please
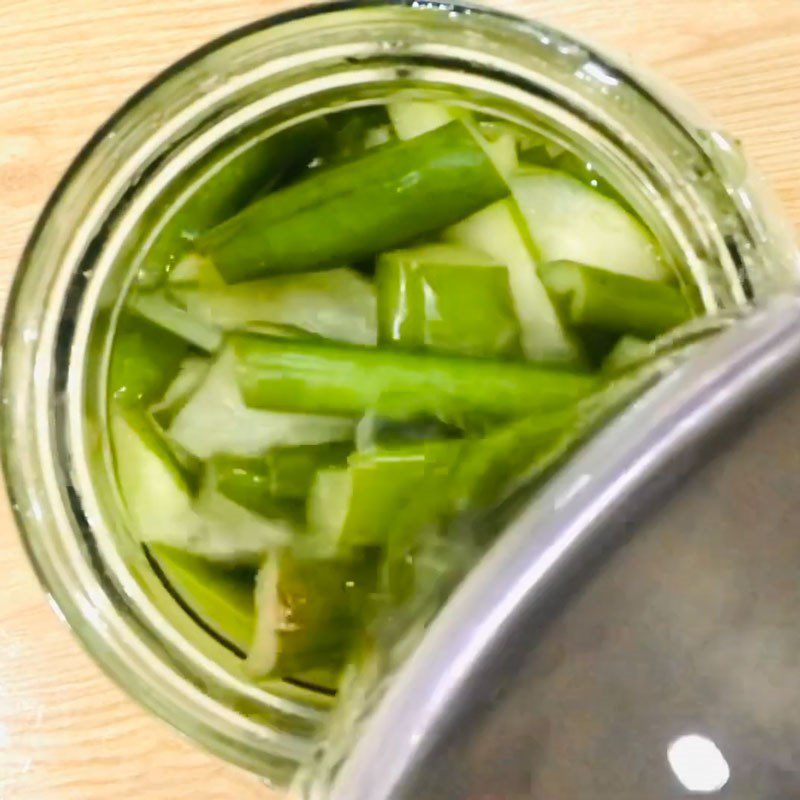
left=0, top=1, right=798, bottom=798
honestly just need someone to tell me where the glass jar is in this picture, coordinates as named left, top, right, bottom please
left=2, top=0, right=797, bottom=790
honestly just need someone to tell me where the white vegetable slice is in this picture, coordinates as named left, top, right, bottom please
left=112, top=410, right=292, bottom=562
left=112, top=409, right=193, bottom=547
left=130, top=291, right=222, bottom=352
left=190, top=486, right=292, bottom=559
left=301, top=468, right=352, bottom=558
left=446, top=199, right=581, bottom=364
left=171, top=268, right=377, bottom=346
left=168, top=348, right=354, bottom=459
left=388, top=100, right=517, bottom=177
left=363, top=125, right=393, bottom=149
left=246, top=556, right=280, bottom=676
left=512, top=168, right=669, bottom=282
left=388, top=100, right=456, bottom=139
left=482, top=131, right=518, bottom=178
left=150, top=356, right=210, bottom=422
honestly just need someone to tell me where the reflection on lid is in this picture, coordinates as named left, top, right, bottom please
left=667, top=734, right=730, bottom=794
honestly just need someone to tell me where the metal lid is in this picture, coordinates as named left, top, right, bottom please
left=329, top=296, right=800, bottom=800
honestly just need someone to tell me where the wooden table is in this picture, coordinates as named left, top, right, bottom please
left=0, top=1, right=798, bottom=797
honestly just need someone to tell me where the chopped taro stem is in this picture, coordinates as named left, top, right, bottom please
left=307, top=441, right=463, bottom=554
left=266, top=442, right=353, bottom=499
left=147, top=544, right=256, bottom=653
left=109, top=314, right=189, bottom=406
left=247, top=552, right=375, bottom=677
left=137, top=119, right=327, bottom=287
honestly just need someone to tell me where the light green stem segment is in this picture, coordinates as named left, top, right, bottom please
left=231, top=334, right=598, bottom=425
left=203, top=443, right=353, bottom=525
left=308, top=441, right=462, bottom=550
left=540, top=260, right=692, bottom=338
left=196, top=121, right=509, bottom=282
left=137, top=120, right=326, bottom=286
left=109, top=314, right=188, bottom=405
left=205, top=456, right=304, bottom=523
left=266, top=442, right=352, bottom=499
left=309, top=408, right=576, bottom=556
left=449, top=406, right=578, bottom=509
left=376, top=244, right=522, bottom=358
left=382, top=406, right=580, bottom=599
left=147, top=544, right=256, bottom=654
left=445, top=199, right=583, bottom=365
left=247, top=552, right=376, bottom=678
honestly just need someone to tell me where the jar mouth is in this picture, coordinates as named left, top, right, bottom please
left=2, top=0, right=797, bottom=786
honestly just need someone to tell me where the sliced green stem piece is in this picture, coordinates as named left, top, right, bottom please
left=376, top=244, right=522, bottom=358
left=247, top=552, right=377, bottom=678
left=196, top=121, right=509, bottom=282
left=109, top=314, right=189, bottom=406
left=451, top=406, right=579, bottom=509
left=307, top=441, right=462, bottom=552
left=381, top=408, right=576, bottom=597
left=138, top=120, right=327, bottom=286
left=446, top=199, right=583, bottom=364
left=206, top=456, right=305, bottom=524
left=266, top=442, right=353, bottom=500
left=540, top=260, right=692, bottom=338
left=231, top=334, right=599, bottom=426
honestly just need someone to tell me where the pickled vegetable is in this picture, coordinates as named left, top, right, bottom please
left=105, top=100, right=696, bottom=692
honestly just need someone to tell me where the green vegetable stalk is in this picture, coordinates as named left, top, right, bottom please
left=266, top=442, right=352, bottom=499
left=109, top=314, right=188, bottom=405
left=205, top=456, right=304, bottom=523
left=138, top=120, right=327, bottom=286
left=196, top=121, right=509, bottom=282
left=540, top=260, right=692, bottom=338
left=247, top=552, right=377, bottom=677
left=307, top=441, right=463, bottom=551
left=231, top=334, right=598, bottom=425
left=376, top=244, right=522, bottom=358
